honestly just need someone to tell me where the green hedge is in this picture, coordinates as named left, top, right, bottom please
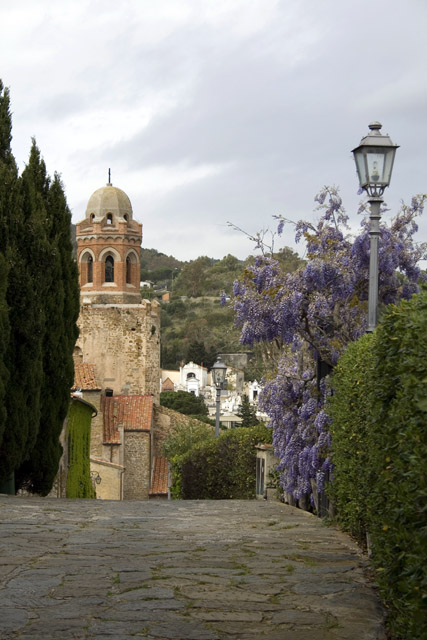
left=177, top=424, right=272, bottom=500
left=328, top=289, right=427, bottom=639
left=327, top=333, right=377, bottom=542
left=66, top=400, right=95, bottom=499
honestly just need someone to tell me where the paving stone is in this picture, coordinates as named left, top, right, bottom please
left=0, top=607, right=29, bottom=633
left=0, top=496, right=386, bottom=639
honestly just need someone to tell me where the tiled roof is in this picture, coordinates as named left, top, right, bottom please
left=73, top=363, right=100, bottom=391
left=149, top=456, right=168, bottom=495
left=103, top=395, right=153, bottom=444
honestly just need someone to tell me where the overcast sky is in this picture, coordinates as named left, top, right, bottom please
left=1, top=0, right=426, bottom=261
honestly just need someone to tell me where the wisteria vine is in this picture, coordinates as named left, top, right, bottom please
left=233, top=187, right=427, bottom=502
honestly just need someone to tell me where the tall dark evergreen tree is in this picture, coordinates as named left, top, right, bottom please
left=0, top=83, right=79, bottom=492
left=0, top=82, right=13, bottom=454
left=16, top=168, right=79, bottom=494
left=0, top=141, right=50, bottom=485
left=237, top=395, right=259, bottom=428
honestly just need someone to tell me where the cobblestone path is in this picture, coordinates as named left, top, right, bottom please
left=0, top=496, right=386, bottom=640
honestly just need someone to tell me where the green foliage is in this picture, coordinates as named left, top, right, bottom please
left=160, top=390, right=208, bottom=417
left=176, top=424, right=272, bottom=500
left=159, top=249, right=303, bottom=373
left=328, top=289, right=427, bottom=639
left=273, top=246, right=305, bottom=273
left=162, top=419, right=215, bottom=499
left=0, top=140, right=48, bottom=485
left=140, top=247, right=183, bottom=273
left=160, top=296, right=244, bottom=370
left=66, top=401, right=95, bottom=499
left=327, top=333, right=377, bottom=541
left=237, top=395, right=259, bottom=427
left=0, top=255, right=9, bottom=447
left=163, top=419, right=214, bottom=461
left=0, top=84, right=79, bottom=492
left=186, top=340, right=217, bottom=369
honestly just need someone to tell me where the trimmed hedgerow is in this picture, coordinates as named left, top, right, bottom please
left=176, top=424, right=272, bottom=500
left=66, top=400, right=95, bottom=499
left=327, top=332, right=377, bottom=543
left=328, top=288, right=427, bottom=639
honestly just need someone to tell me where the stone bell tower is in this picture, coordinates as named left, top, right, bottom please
left=74, top=179, right=160, bottom=400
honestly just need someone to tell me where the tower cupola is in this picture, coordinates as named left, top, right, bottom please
left=76, top=181, right=142, bottom=304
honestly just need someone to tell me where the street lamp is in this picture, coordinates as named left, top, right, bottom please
left=211, top=356, right=227, bottom=437
left=90, top=471, right=102, bottom=489
left=352, top=122, right=399, bottom=332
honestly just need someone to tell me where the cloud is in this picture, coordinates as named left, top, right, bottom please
left=1, top=0, right=426, bottom=261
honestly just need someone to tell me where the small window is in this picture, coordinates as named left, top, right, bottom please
left=87, top=256, right=93, bottom=283
left=107, top=213, right=113, bottom=225
left=105, top=255, right=114, bottom=282
left=124, top=214, right=129, bottom=222
left=126, top=256, right=132, bottom=284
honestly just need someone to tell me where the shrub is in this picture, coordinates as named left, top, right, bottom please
left=177, top=424, right=272, bottom=500
left=160, top=390, right=208, bottom=417
left=162, top=419, right=215, bottom=499
left=328, top=289, right=427, bottom=639
left=327, top=333, right=377, bottom=544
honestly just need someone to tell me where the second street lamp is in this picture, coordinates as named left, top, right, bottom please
left=211, top=356, right=227, bottom=437
left=352, top=122, right=399, bottom=332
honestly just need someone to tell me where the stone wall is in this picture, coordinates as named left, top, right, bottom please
left=76, top=300, right=160, bottom=401
left=123, top=431, right=151, bottom=500
left=90, top=458, right=124, bottom=500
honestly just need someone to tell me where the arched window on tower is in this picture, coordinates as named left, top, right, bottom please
left=87, top=256, right=93, bottom=283
left=80, top=251, right=94, bottom=286
left=125, top=252, right=138, bottom=286
left=105, top=255, right=114, bottom=282
left=106, top=213, right=113, bottom=225
left=126, top=256, right=132, bottom=284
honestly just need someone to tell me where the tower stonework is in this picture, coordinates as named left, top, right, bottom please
left=75, top=182, right=160, bottom=401
left=76, top=182, right=142, bottom=304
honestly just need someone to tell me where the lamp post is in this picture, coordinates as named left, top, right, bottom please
left=211, top=356, right=227, bottom=437
left=352, top=122, right=399, bottom=332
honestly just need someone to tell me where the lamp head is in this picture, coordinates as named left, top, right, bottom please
left=352, top=122, right=399, bottom=197
left=212, top=356, right=227, bottom=387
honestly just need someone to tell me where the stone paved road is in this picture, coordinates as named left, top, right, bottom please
left=0, top=496, right=386, bottom=640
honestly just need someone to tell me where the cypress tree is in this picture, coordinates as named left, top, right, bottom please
left=237, top=395, right=259, bottom=428
left=17, top=169, right=79, bottom=494
left=0, top=84, right=79, bottom=492
left=0, top=82, right=14, bottom=465
left=0, top=141, right=50, bottom=485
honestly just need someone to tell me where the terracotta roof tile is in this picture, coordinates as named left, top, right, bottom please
left=149, top=456, right=168, bottom=495
left=103, top=395, right=153, bottom=444
left=73, top=364, right=100, bottom=391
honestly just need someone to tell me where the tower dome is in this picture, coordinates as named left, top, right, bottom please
left=85, top=183, right=133, bottom=223
left=76, top=180, right=142, bottom=304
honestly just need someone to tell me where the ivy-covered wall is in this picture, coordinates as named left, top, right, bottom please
left=66, top=399, right=95, bottom=499
left=328, top=288, right=427, bottom=640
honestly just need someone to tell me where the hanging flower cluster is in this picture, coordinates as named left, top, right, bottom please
left=233, top=187, right=427, bottom=502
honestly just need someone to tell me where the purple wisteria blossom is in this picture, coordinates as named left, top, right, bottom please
left=233, top=187, right=427, bottom=504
